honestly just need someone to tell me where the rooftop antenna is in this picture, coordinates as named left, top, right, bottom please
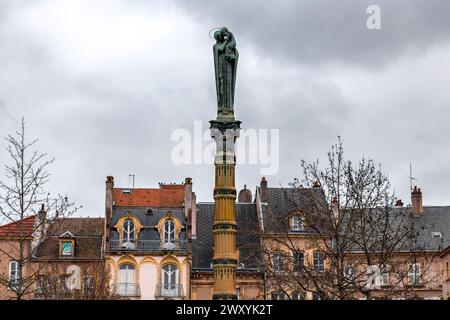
left=409, top=163, right=417, bottom=192
left=128, top=174, right=135, bottom=189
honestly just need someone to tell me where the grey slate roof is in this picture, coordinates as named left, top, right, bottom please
left=35, top=218, right=104, bottom=260
left=262, top=186, right=450, bottom=252
left=261, top=187, right=328, bottom=233
left=406, top=206, right=450, bottom=251
left=193, top=203, right=261, bottom=270
left=110, top=206, right=188, bottom=241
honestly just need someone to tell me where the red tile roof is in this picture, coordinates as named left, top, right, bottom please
left=113, top=184, right=185, bottom=207
left=0, top=215, right=36, bottom=237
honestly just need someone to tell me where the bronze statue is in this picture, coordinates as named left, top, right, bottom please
left=213, top=27, right=239, bottom=112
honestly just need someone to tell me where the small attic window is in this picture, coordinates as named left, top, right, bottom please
left=122, top=189, right=132, bottom=194
left=146, top=208, right=153, bottom=215
left=60, top=239, right=75, bottom=257
left=431, top=231, right=442, bottom=239
left=59, top=231, right=75, bottom=257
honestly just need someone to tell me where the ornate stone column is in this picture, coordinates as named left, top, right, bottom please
left=210, top=120, right=240, bottom=300
left=210, top=27, right=241, bottom=300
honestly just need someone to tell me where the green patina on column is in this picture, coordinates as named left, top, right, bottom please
left=210, top=27, right=241, bottom=300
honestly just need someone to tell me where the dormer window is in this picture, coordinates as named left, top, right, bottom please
left=156, top=212, right=182, bottom=250
left=123, top=219, right=135, bottom=243
left=163, top=219, right=175, bottom=244
left=290, top=216, right=304, bottom=232
left=59, top=231, right=75, bottom=257
left=61, top=241, right=73, bottom=256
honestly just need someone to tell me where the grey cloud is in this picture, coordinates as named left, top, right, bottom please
left=0, top=0, right=449, bottom=217
left=174, top=0, right=450, bottom=68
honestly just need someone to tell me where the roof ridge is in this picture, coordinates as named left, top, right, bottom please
left=0, top=215, right=36, bottom=229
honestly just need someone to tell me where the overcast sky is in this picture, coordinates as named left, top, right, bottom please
left=1, top=0, right=450, bottom=217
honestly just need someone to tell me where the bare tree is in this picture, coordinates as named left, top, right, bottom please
left=34, top=261, right=117, bottom=300
left=259, top=138, right=438, bottom=300
left=0, top=118, right=79, bottom=299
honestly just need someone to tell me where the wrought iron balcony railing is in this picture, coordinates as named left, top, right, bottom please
left=155, top=284, right=184, bottom=298
left=109, top=240, right=188, bottom=252
left=114, top=283, right=141, bottom=297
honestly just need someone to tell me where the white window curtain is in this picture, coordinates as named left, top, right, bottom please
left=118, top=264, right=136, bottom=296
left=162, top=264, right=178, bottom=296
left=366, top=265, right=388, bottom=288
left=122, top=220, right=135, bottom=243
left=408, top=263, right=420, bottom=285
left=9, top=261, right=20, bottom=283
left=163, top=220, right=175, bottom=243
left=291, top=216, right=304, bottom=231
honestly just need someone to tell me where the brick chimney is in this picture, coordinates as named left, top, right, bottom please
left=184, top=177, right=192, bottom=219
left=31, top=204, right=47, bottom=252
left=191, top=193, right=197, bottom=240
left=260, top=177, right=268, bottom=202
left=37, top=203, right=47, bottom=239
left=411, top=186, right=423, bottom=215
left=104, top=176, right=114, bottom=251
left=238, top=185, right=252, bottom=203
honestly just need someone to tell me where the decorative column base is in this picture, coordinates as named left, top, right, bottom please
left=210, top=119, right=240, bottom=300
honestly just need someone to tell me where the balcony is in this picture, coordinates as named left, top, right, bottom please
left=114, top=283, right=141, bottom=298
left=109, top=240, right=188, bottom=252
left=155, top=284, right=184, bottom=299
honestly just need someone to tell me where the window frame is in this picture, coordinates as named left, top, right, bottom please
left=122, top=219, right=135, bottom=243
left=368, top=265, right=389, bottom=287
left=163, top=219, right=176, bottom=244
left=292, top=292, right=305, bottom=300
left=379, top=265, right=389, bottom=286
left=290, top=216, right=304, bottom=232
left=270, top=292, right=285, bottom=300
left=162, top=264, right=178, bottom=289
left=272, top=252, right=284, bottom=273
left=313, top=252, right=325, bottom=272
left=312, top=292, right=321, bottom=300
left=60, top=239, right=75, bottom=257
left=408, top=263, right=420, bottom=286
left=9, top=260, right=20, bottom=287
left=344, top=265, right=355, bottom=284
left=293, top=250, right=305, bottom=273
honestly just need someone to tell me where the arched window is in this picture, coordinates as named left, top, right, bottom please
left=162, top=264, right=178, bottom=296
left=118, top=264, right=137, bottom=297
left=163, top=220, right=175, bottom=243
left=290, top=216, right=304, bottom=231
left=122, top=220, right=135, bottom=243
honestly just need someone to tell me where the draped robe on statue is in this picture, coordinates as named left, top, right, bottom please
left=213, top=28, right=239, bottom=111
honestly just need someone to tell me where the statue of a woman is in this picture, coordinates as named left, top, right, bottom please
left=213, top=27, right=239, bottom=112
